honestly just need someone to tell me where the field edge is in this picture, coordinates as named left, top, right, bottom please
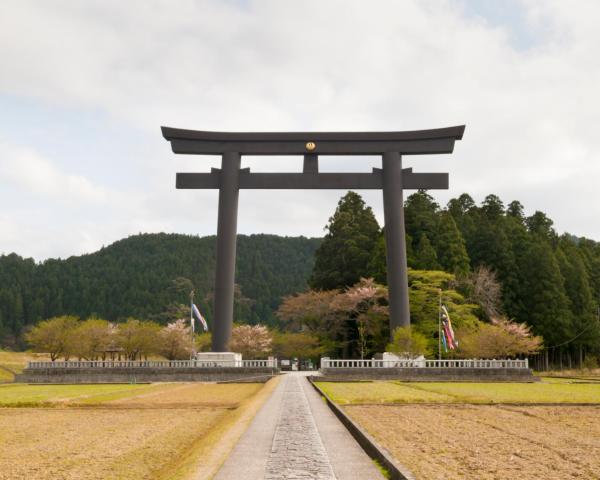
left=158, top=375, right=282, bottom=480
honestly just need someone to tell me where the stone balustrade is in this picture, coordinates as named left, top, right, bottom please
left=27, top=358, right=278, bottom=369
left=320, top=358, right=529, bottom=369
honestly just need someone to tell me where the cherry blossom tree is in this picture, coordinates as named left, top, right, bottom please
left=229, top=324, right=272, bottom=358
left=159, top=318, right=194, bottom=360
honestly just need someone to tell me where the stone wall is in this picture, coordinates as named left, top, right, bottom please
left=15, top=367, right=279, bottom=384
left=318, top=367, right=536, bottom=382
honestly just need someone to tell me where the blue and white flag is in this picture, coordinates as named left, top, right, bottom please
left=192, top=303, right=209, bottom=332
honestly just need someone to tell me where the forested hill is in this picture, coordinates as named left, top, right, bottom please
left=3, top=191, right=600, bottom=354
left=0, top=233, right=321, bottom=345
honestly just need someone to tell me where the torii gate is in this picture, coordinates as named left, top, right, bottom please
left=162, top=125, right=465, bottom=352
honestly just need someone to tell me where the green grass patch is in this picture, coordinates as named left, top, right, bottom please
left=0, top=383, right=172, bottom=407
left=539, top=375, right=600, bottom=384
left=372, top=459, right=391, bottom=479
left=317, top=379, right=600, bottom=404
left=537, top=377, right=578, bottom=384
left=315, top=381, right=455, bottom=404
left=408, top=381, right=600, bottom=403
left=537, top=376, right=600, bottom=384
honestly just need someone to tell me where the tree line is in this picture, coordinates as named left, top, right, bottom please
left=2, top=190, right=599, bottom=368
left=304, top=191, right=600, bottom=369
left=0, top=233, right=320, bottom=347
left=278, top=270, right=543, bottom=362
left=26, top=315, right=322, bottom=363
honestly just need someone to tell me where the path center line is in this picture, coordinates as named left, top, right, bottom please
left=265, top=375, right=336, bottom=479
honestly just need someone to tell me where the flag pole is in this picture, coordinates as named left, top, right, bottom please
left=438, top=288, right=442, bottom=361
left=190, top=289, right=195, bottom=361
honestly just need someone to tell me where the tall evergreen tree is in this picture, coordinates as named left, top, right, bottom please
left=309, top=191, right=380, bottom=290
left=516, top=241, right=572, bottom=346
left=556, top=239, right=599, bottom=351
left=481, top=194, right=504, bottom=222
left=503, top=210, right=530, bottom=318
left=368, top=231, right=414, bottom=284
left=526, top=211, right=556, bottom=240
left=447, top=193, right=476, bottom=219
left=578, top=238, right=600, bottom=302
left=12, top=291, right=24, bottom=333
left=404, top=190, right=439, bottom=250
left=413, top=234, right=440, bottom=270
left=447, top=194, right=478, bottom=259
left=467, top=197, right=519, bottom=315
left=480, top=194, right=505, bottom=220
left=368, top=233, right=387, bottom=285
left=435, top=212, right=470, bottom=277
left=506, top=200, right=525, bottom=220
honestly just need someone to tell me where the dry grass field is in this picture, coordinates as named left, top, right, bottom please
left=0, top=381, right=271, bottom=480
left=317, top=379, right=600, bottom=480
left=317, top=379, right=600, bottom=404
left=346, top=404, right=600, bottom=480
left=0, top=383, right=172, bottom=407
left=0, top=350, right=50, bottom=382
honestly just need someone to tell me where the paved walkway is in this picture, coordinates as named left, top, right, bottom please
left=214, top=372, right=384, bottom=480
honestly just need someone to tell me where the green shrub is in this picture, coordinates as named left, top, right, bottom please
left=387, top=326, right=432, bottom=358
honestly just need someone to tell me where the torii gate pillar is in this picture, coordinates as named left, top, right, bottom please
left=213, top=152, right=241, bottom=352
left=382, top=152, right=411, bottom=330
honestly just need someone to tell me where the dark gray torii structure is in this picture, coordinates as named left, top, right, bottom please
left=162, top=125, right=465, bottom=352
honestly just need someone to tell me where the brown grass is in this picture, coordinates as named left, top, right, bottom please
left=166, top=375, right=282, bottom=480
left=0, top=382, right=270, bottom=480
left=346, top=404, right=600, bottom=480
left=108, top=382, right=263, bottom=409
left=317, top=379, right=600, bottom=404
left=0, top=350, right=51, bottom=382
left=0, top=407, right=227, bottom=480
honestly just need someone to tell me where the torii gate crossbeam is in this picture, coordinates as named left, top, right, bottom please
left=162, top=126, right=465, bottom=352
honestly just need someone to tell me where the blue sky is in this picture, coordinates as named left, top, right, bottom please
left=1, top=0, right=599, bottom=260
left=461, top=0, right=539, bottom=49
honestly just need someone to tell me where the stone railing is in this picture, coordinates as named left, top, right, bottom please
left=424, top=359, right=528, bottom=369
left=320, top=358, right=529, bottom=369
left=27, top=358, right=278, bottom=369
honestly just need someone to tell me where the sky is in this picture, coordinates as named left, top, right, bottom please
left=1, top=0, right=599, bottom=261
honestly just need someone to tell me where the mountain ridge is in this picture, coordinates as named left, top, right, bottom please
left=0, top=232, right=322, bottom=345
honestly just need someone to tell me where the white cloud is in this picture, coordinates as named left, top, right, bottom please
left=1, top=0, right=600, bottom=259
left=0, top=138, right=222, bottom=259
left=0, top=141, right=109, bottom=204
left=0, top=215, right=19, bottom=246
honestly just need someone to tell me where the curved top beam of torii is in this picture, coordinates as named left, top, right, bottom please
left=161, top=125, right=465, bottom=156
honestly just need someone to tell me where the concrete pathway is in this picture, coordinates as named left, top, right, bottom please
left=214, top=372, right=384, bottom=480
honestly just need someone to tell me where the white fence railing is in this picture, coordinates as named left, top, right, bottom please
left=320, top=358, right=529, bottom=369
left=28, top=358, right=528, bottom=370
left=27, top=359, right=278, bottom=369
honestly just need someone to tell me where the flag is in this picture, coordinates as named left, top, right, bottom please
left=192, top=303, right=209, bottom=332
left=442, top=319, right=454, bottom=350
left=440, top=328, right=448, bottom=352
left=441, top=305, right=458, bottom=349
